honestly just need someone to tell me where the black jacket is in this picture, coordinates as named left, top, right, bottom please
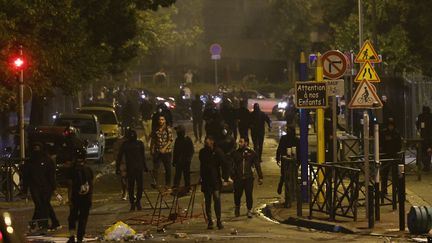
left=23, top=153, right=56, bottom=193
left=250, top=110, right=271, bottom=134
left=173, top=136, right=194, bottom=166
left=380, top=127, right=402, bottom=157
left=237, top=107, right=251, bottom=128
left=68, top=164, right=94, bottom=202
left=231, top=147, right=263, bottom=180
left=276, top=133, right=300, bottom=162
left=199, top=146, right=229, bottom=192
left=191, top=99, right=204, bottom=120
left=116, top=139, right=148, bottom=172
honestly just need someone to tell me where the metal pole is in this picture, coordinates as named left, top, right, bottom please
left=398, top=164, right=405, bottom=231
left=363, top=111, right=370, bottom=221
left=349, top=51, right=354, bottom=135
left=214, top=60, right=218, bottom=87
left=299, top=52, right=309, bottom=202
left=332, top=96, right=337, bottom=163
left=19, top=45, right=25, bottom=162
left=374, top=123, right=380, bottom=221
left=316, top=53, right=325, bottom=202
left=358, top=0, right=363, bottom=50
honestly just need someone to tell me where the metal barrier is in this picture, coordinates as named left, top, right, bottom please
left=281, top=156, right=299, bottom=208
left=309, top=163, right=360, bottom=221
left=0, top=158, right=23, bottom=201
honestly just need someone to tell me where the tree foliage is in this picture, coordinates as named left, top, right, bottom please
left=0, top=0, right=178, bottom=111
left=268, top=0, right=313, bottom=58
left=321, top=0, right=432, bottom=76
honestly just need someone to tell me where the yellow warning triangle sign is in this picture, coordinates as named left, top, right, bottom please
left=355, top=40, right=380, bottom=63
left=348, top=79, right=383, bottom=109
left=354, top=61, right=380, bottom=82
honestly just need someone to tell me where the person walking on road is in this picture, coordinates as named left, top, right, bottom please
left=67, top=148, right=94, bottom=243
left=275, top=126, right=299, bottom=196
left=150, top=115, right=174, bottom=187
left=172, top=125, right=194, bottom=189
left=231, top=137, right=263, bottom=218
left=23, top=142, right=60, bottom=232
left=199, top=136, right=229, bottom=230
left=250, top=103, right=271, bottom=162
left=191, top=94, right=204, bottom=143
left=237, top=100, right=251, bottom=140
left=416, top=106, right=432, bottom=171
left=380, top=118, right=402, bottom=195
left=117, top=128, right=148, bottom=211
left=113, top=135, right=128, bottom=200
left=140, top=98, right=154, bottom=147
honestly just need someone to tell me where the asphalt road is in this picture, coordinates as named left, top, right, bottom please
left=1, top=119, right=407, bottom=242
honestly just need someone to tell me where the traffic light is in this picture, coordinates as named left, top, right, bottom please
left=10, top=55, right=26, bottom=71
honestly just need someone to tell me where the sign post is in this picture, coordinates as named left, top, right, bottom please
left=210, top=43, right=222, bottom=87
left=299, top=52, right=309, bottom=203
left=350, top=40, right=382, bottom=228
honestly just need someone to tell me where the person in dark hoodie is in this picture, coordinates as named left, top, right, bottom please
left=23, top=142, right=58, bottom=232
left=172, top=125, right=194, bottom=189
left=237, top=100, right=251, bottom=140
left=67, top=147, right=94, bottom=243
left=117, top=128, right=148, bottom=211
left=417, top=106, right=432, bottom=171
left=275, top=126, right=300, bottom=196
left=250, top=103, right=271, bottom=161
left=199, top=136, right=229, bottom=230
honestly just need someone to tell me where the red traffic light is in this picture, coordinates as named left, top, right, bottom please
left=10, top=55, right=26, bottom=71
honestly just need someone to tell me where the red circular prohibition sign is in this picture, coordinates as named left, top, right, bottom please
left=322, top=50, right=348, bottom=79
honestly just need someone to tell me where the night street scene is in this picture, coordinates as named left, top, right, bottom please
left=1, top=0, right=432, bottom=242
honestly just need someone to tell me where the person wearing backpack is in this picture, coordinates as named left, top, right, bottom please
left=67, top=147, right=94, bottom=243
left=172, top=125, right=194, bottom=189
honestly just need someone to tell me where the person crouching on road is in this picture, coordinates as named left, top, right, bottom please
left=199, top=136, right=229, bottom=230
left=231, top=137, right=263, bottom=218
left=173, top=125, right=194, bottom=189
left=150, top=115, right=173, bottom=187
left=117, top=128, right=148, bottom=211
left=67, top=148, right=94, bottom=243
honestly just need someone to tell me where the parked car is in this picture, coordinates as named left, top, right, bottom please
left=54, top=113, right=105, bottom=163
left=28, top=125, right=80, bottom=185
left=78, top=104, right=121, bottom=147
left=240, top=90, right=279, bottom=114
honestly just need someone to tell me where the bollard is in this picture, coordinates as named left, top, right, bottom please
left=368, top=185, right=374, bottom=228
left=374, top=181, right=380, bottom=221
left=398, top=164, right=405, bottom=231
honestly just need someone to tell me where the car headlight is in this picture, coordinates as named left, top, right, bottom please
left=278, top=101, right=288, bottom=109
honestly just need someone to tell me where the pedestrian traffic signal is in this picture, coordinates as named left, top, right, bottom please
left=10, top=56, right=26, bottom=71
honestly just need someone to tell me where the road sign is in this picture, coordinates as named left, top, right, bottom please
left=325, top=79, right=344, bottom=96
left=295, top=81, right=327, bottom=109
left=322, top=50, right=348, bottom=79
left=211, top=54, right=221, bottom=60
left=348, top=79, right=383, bottom=109
left=355, top=40, right=380, bottom=63
left=210, top=43, right=222, bottom=55
left=308, top=54, right=317, bottom=68
left=354, top=61, right=380, bottom=82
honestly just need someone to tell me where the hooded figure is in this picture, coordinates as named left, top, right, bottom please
left=23, top=142, right=58, bottom=231
left=250, top=103, right=271, bottom=161
left=117, top=128, right=148, bottom=211
left=417, top=106, right=432, bottom=171
left=172, top=125, right=194, bottom=188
